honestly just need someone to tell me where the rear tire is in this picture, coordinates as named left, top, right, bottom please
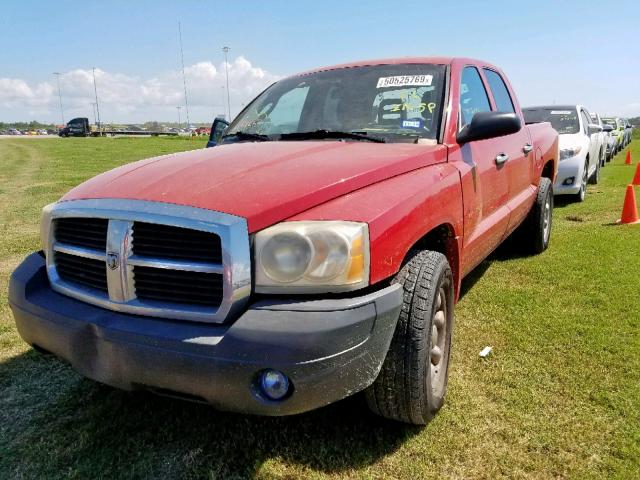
left=366, top=250, right=454, bottom=425
left=517, top=177, right=553, bottom=254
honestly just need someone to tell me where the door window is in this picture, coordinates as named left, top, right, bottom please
left=459, top=67, right=491, bottom=129
left=483, top=69, right=515, bottom=113
left=581, top=110, right=591, bottom=134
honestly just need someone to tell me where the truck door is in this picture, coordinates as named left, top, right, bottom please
left=482, top=68, right=535, bottom=234
left=456, top=66, right=510, bottom=275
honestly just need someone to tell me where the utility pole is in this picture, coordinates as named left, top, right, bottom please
left=178, top=21, right=190, bottom=126
left=92, top=68, right=102, bottom=130
left=53, top=72, right=64, bottom=125
left=222, top=46, right=231, bottom=120
left=220, top=86, right=226, bottom=120
left=90, top=102, right=97, bottom=124
left=176, top=106, right=182, bottom=127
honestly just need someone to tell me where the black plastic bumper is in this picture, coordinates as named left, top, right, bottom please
left=8, top=253, right=402, bottom=416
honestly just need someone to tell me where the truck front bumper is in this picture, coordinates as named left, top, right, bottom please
left=9, top=253, right=402, bottom=416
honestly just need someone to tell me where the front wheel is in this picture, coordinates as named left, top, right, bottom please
left=574, top=163, right=588, bottom=202
left=366, top=250, right=454, bottom=425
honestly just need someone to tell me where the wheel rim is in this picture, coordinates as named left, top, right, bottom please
left=543, top=194, right=551, bottom=243
left=429, top=286, right=448, bottom=397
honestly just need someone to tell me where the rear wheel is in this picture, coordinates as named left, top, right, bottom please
left=589, top=157, right=601, bottom=185
left=516, top=177, right=553, bottom=254
left=366, top=250, right=454, bottom=425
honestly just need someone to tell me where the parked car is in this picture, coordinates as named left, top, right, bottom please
left=195, top=126, right=211, bottom=136
left=37, top=129, right=48, bottom=135
left=589, top=112, right=609, bottom=166
left=8, top=128, right=21, bottom=135
left=524, top=105, right=601, bottom=201
left=9, top=57, right=559, bottom=425
left=605, top=117, right=625, bottom=153
left=623, top=118, right=633, bottom=146
left=601, top=117, right=619, bottom=159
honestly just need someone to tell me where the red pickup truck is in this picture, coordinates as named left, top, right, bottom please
left=9, top=57, right=558, bottom=425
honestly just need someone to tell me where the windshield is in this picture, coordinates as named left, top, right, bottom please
left=602, top=118, right=616, bottom=128
left=225, top=64, right=446, bottom=143
left=523, top=108, right=579, bottom=134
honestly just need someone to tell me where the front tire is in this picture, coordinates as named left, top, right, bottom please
left=366, top=250, right=454, bottom=425
left=574, top=163, right=588, bottom=202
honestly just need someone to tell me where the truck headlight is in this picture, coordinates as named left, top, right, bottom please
left=559, top=146, right=581, bottom=161
left=254, top=221, right=369, bottom=293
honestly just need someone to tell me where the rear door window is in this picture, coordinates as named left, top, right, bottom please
left=459, top=66, right=491, bottom=129
left=483, top=69, right=515, bottom=113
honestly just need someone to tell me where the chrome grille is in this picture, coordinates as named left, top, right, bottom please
left=133, top=266, right=223, bottom=306
left=132, top=222, right=222, bottom=263
left=55, top=251, right=108, bottom=292
left=43, top=199, right=251, bottom=323
left=55, top=217, right=108, bottom=250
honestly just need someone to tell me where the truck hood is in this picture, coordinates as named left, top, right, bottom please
left=62, top=141, right=447, bottom=232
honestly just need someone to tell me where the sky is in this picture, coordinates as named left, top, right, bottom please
left=1, top=0, right=639, bottom=124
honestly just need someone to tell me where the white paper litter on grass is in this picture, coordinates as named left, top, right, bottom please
left=479, top=346, right=493, bottom=358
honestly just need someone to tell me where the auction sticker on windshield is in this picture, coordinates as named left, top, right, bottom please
left=550, top=111, right=573, bottom=115
left=377, top=75, right=433, bottom=88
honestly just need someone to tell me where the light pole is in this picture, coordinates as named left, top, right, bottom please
left=90, top=102, right=97, bottom=125
left=92, top=68, right=102, bottom=130
left=222, top=46, right=231, bottom=120
left=220, top=86, right=226, bottom=120
left=176, top=106, right=182, bottom=127
left=178, top=21, right=190, bottom=126
left=53, top=72, right=64, bottom=125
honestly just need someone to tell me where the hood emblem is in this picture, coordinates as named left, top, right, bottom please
left=106, top=252, right=120, bottom=270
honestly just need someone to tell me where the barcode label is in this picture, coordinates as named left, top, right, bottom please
left=376, top=75, right=433, bottom=88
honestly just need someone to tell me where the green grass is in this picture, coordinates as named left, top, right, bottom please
left=1, top=137, right=639, bottom=479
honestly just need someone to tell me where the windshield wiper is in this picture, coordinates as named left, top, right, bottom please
left=279, top=129, right=386, bottom=143
left=222, top=131, right=271, bottom=142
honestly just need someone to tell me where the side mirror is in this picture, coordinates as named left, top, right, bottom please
left=207, top=117, right=230, bottom=148
left=602, top=124, right=613, bottom=133
left=457, top=112, right=521, bottom=144
left=588, top=123, right=603, bottom=134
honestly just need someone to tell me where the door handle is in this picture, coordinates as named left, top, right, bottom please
left=523, top=143, right=533, bottom=154
left=495, top=153, right=509, bottom=165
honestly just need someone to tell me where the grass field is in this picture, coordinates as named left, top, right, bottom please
left=1, top=136, right=639, bottom=479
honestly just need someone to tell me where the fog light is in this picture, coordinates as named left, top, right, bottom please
left=259, top=369, right=290, bottom=400
left=563, top=177, right=575, bottom=186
